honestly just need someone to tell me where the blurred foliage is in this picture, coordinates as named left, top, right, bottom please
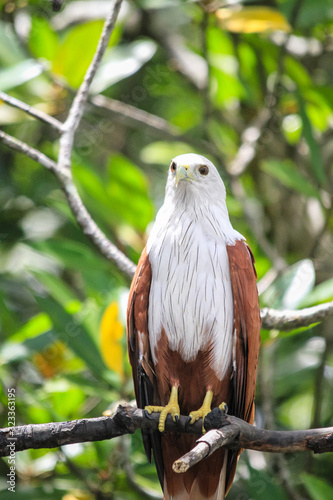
left=1, top=0, right=333, bottom=499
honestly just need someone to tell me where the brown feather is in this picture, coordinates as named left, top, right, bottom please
left=127, top=248, right=164, bottom=485
left=154, top=329, right=232, bottom=498
left=225, top=240, right=261, bottom=493
left=127, top=247, right=155, bottom=400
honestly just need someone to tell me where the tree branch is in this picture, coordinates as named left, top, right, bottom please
left=227, top=109, right=271, bottom=177
left=0, top=91, right=63, bottom=131
left=1, top=404, right=332, bottom=465
left=0, top=129, right=136, bottom=278
left=260, top=300, right=333, bottom=330
left=91, top=94, right=180, bottom=138
left=58, top=0, right=123, bottom=170
left=0, top=130, right=57, bottom=171
left=57, top=165, right=136, bottom=277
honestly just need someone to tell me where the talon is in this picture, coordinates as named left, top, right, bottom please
left=188, top=390, right=214, bottom=434
left=185, top=415, right=192, bottom=426
left=146, top=386, right=180, bottom=432
left=144, top=409, right=154, bottom=420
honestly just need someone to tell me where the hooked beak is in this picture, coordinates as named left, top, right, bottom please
left=175, top=165, right=193, bottom=186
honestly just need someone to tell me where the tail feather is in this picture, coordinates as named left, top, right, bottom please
left=162, top=434, right=230, bottom=500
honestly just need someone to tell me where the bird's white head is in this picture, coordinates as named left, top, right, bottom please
left=147, top=153, right=242, bottom=250
left=165, top=153, right=227, bottom=206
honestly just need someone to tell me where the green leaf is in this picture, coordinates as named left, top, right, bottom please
left=10, top=313, right=52, bottom=343
left=246, top=467, right=286, bottom=500
left=106, top=155, right=153, bottom=232
left=0, top=59, right=43, bottom=91
left=260, top=159, right=320, bottom=198
left=140, top=141, right=194, bottom=164
left=279, top=393, right=313, bottom=429
left=33, top=295, right=111, bottom=384
left=261, top=259, right=315, bottom=309
left=0, top=331, right=54, bottom=363
left=33, top=239, right=109, bottom=272
left=281, top=0, right=333, bottom=28
left=52, top=21, right=106, bottom=88
left=90, top=39, right=157, bottom=94
left=0, top=20, right=26, bottom=65
left=29, top=17, right=58, bottom=61
left=300, top=278, right=333, bottom=307
left=72, top=162, right=113, bottom=216
left=301, top=473, right=333, bottom=500
left=285, top=56, right=311, bottom=88
left=52, top=20, right=123, bottom=89
left=297, top=91, right=326, bottom=186
left=32, top=271, right=78, bottom=306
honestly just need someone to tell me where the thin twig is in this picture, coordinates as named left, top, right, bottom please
left=260, top=300, right=333, bottom=331
left=0, top=91, right=63, bottom=131
left=58, top=0, right=123, bottom=170
left=58, top=167, right=136, bottom=278
left=91, top=94, right=179, bottom=137
left=0, top=129, right=136, bottom=278
left=228, top=109, right=271, bottom=177
left=1, top=404, right=332, bottom=459
left=0, top=129, right=57, bottom=171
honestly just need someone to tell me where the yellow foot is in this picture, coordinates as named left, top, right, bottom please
left=189, top=390, right=214, bottom=433
left=145, top=385, right=180, bottom=432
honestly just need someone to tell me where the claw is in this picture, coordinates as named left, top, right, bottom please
left=144, top=409, right=154, bottom=420
left=219, top=402, right=228, bottom=414
left=185, top=415, right=192, bottom=427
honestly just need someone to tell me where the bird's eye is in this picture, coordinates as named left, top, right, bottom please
left=170, top=161, right=177, bottom=173
left=198, top=165, right=209, bottom=176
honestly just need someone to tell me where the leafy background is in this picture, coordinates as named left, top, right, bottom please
left=1, top=0, right=333, bottom=499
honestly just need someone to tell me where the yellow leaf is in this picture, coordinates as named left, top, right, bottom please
left=216, top=7, right=291, bottom=34
left=100, top=302, right=125, bottom=377
left=33, top=341, right=66, bottom=378
left=63, top=491, right=93, bottom=500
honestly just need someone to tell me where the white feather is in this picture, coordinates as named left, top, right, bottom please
left=147, top=154, right=243, bottom=380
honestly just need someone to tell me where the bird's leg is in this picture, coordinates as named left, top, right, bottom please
left=188, top=390, right=214, bottom=433
left=189, top=394, right=228, bottom=433
left=145, top=385, right=180, bottom=432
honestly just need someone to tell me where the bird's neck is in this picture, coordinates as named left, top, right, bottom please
left=147, top=195, right=243, bottom=255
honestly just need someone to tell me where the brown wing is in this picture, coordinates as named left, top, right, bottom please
left=227, top=239, right=261, bottom=423
left=226, top=240, right=261, bottom=493
left=126, top=247, right=164, bottom=487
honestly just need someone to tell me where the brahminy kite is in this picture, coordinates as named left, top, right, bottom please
left=127, top=153, right=261, bottom=499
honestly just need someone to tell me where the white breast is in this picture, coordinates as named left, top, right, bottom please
left=147, top=203, right=242, bottom=381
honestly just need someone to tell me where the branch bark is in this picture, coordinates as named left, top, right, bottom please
left=0, top=91, right=63, bottom=131
left=1, top=404, right=332, bottom=467
left=260, top=300, right=333, bottom=330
